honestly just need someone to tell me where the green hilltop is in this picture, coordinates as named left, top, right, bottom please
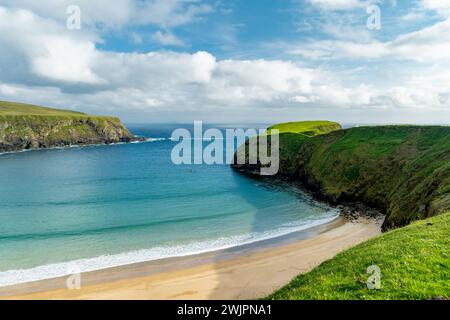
left=0, top=100, right=87, bottom=116
left=234, top=121, right=342, bottom=177
left=0, top=100, right=119, bottom=121
left=233, top=121, right=450, bottom=230
left=267, top=121, right=342, bottom=137
left=0, top=100, right=134, bottom=152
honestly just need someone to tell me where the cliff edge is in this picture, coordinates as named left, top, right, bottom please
left=232, top=122, right=450, bottom=230
left=0, top=101, right=135, bottom=153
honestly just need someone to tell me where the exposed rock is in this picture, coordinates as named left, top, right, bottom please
left=0, top=115, right=138, bottom=153
left=232, top=124, right=450, bottom=231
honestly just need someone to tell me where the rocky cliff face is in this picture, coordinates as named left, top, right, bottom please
left=0, top=115, right=135, bottom=153
left=232, top=125, right=450, bottom=231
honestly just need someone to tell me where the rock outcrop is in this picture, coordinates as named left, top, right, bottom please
left=0, top=101, right=138, bottom=152
left=232, top=123, right=450, bottom=231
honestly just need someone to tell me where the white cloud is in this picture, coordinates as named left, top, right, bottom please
left=0, top=0, right=132, bottom=28
left=95, top=51, right=217, bottom=89
left=32, top=36, right=102, bottom=84
left=400, top=10, right=426, bottom=21
left=0, top=0, right=212, bottom=29
left=0, top=4, right=448, bottom=123
left=291, top=18, right=450, bottom=62
left=134, top=0, right=213, bottom=28
left=421, top=0, right=450, bottom=16
left=306, top=0, right=369, bottom=11
left=152, top=30, right=184, bottom=46
left=0, top=84, right=18, bottom=96
left=0, top=7, right=101, bottom=84
left=0, top=0, right=213, bottom=51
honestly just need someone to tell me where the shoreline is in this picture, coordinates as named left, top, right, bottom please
left=0, top=137, right=164, bottom=156
left=0, top=214, right=340, bottom=288
left=0, top=216, right=383, bottom=300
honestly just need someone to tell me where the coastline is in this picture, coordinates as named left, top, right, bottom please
left=0, top=216, right=383, bottom=300
left=0, top=136, right=161, bottom=156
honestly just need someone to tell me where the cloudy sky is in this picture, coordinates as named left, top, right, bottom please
left=0, top=0, right=449, bottom=124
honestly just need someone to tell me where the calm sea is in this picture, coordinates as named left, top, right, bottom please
left=0, top=124, right=338, bottom=286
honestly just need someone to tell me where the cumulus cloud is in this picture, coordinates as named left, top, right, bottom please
left=0, top=0, right=212, bottom=28
left=0, top=0, right=213, bottom=52
left=0, top=3, right=448, bottom=123
left=290, top=18, right=450, bottom=62
left=0, top=0, right=132, bottom=28
left=421, top=0, right=450, bottom=16
left=0, top=7, right=101, bottom=84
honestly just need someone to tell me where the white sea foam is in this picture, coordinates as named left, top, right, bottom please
left=0, top=212, right=339, bottom=287
left=130, top=137, right=166, bottom=143
left=0, top=138, right=166, bottom=156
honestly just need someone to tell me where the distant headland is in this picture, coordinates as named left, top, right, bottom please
left=0, top=100, right=141, bottom=153
left=232, top=121, right=450, bottom=231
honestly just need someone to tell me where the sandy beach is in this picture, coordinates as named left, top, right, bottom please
left=0, top=216, right=382, bottom=300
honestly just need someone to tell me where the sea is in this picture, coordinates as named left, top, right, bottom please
left=0, top=124, right=339, bottom=286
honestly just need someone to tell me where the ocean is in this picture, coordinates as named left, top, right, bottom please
left=0, top=124, right=339, bottom=286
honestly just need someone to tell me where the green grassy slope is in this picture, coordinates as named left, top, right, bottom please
left=0, top=100, right=87, bottom=116
left=233, top=123, right=450, bottom=230
left=268, top=212, right=450, bottom=300
left=0, top=101, right=133, bottom=152
left=269, top=121, right=342, bottom=176
left=232, top=121, right=342, bottom=176
left=268, top=121, right=342, bottom=137
left=296, top=126, right=450, bottom=230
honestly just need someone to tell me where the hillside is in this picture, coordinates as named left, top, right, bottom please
left=267, top=121, right=342, bottom=137
left=0, top=101, right=87, bottom=116
left=268, top=212, right=450, bottom=300
left=0, top=101, right=135, bottom=152
left=233, top=121, right=342, bottom=176
left=232, top=122, right=450, bottom=230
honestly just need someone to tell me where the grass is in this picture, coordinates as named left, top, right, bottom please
left=0, top=100, right=118, bottom=122
left=268, top=212, right=450, bottom=300
left=0, top=100, right=125, bottom=124
left=232, top=121, right=342, bottom=176
left=268, top=121, right=342, bottom=137
left=300, top=126, right=450, bottom=229
left=268, top=122, right=342, bottom=175
left=0, top=100, right=132, bottom=152
left=233, top=121, right=450, bottom=300
left=234, top=122, right=450, bottom=230
left=0, top=100, right=87, bottom=116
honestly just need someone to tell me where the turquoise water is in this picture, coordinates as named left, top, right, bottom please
left=0, top=125, right=338, bottom=286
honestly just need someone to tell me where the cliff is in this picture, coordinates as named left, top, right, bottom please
left=232, top=122, right=450, bottom=230
left=0, top=101, right=135, bottom=153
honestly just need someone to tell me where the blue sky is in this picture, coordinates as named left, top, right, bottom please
left=0, top=0, right=449, bottom=124
left=98, top=0, right=442, bottom=59
left=98, top=0, right=440, bottom=58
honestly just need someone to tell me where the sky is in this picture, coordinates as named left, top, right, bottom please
left=0, top=0, right=449, bottom=124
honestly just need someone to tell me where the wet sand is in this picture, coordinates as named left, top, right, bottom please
left=0, top=216, right=382, bottom=300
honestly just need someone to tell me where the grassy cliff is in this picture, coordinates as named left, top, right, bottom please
left=268, top=212, right=450, bottom=300
left=294, top=126, right=450, bottom=230
left=0, top=101, right=134, bottom=152
left=232, top=122, right=450, bottom=230
left=267, top=121, right=342, bottom=137
left=233, top=121, right=342, bottom=176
